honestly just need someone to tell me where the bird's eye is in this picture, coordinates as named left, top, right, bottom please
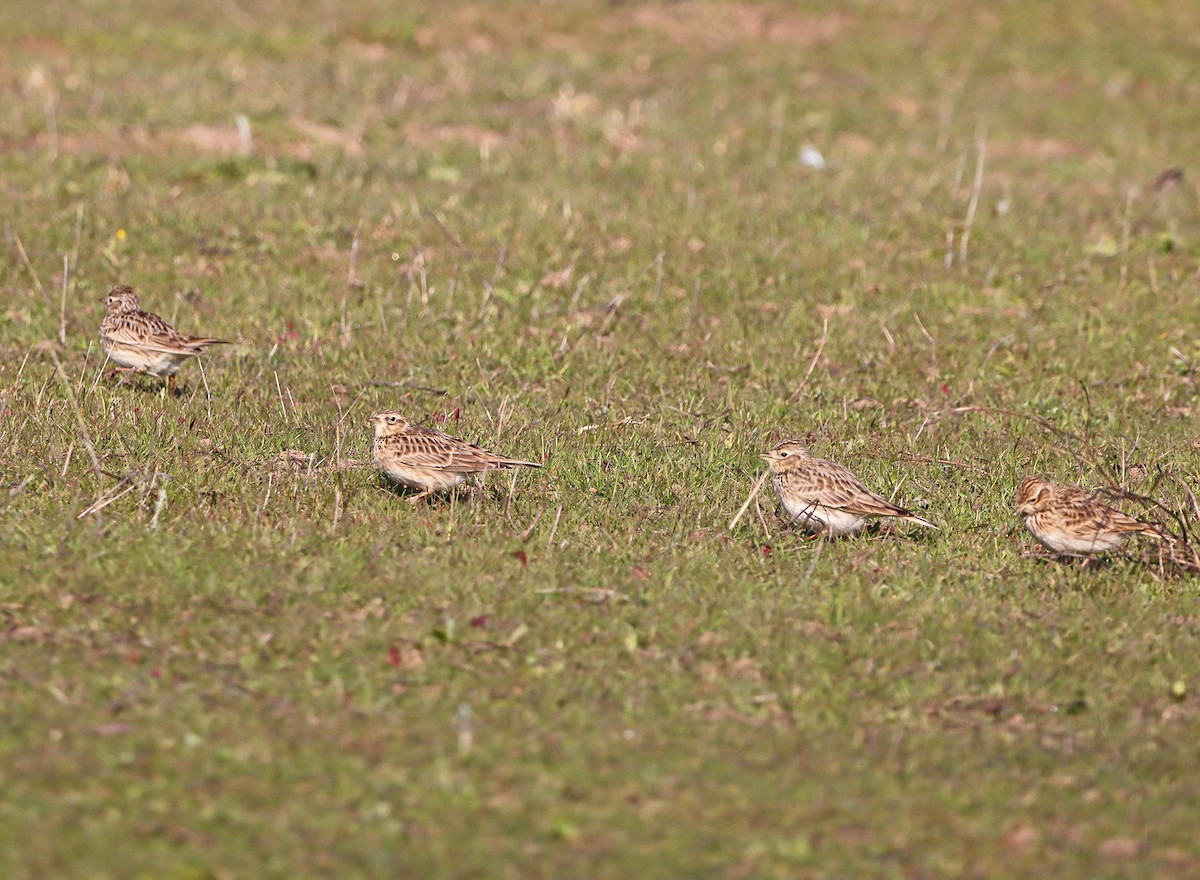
left=779, top=451, right=788, bottom=458
left=388, top=415, right=397, bottom=423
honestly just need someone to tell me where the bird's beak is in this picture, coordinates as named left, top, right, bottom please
left=759, top=453, right=772, bottom=462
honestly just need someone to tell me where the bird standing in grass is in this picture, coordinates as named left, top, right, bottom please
left=99, top=285, right=229, bottom=391
left=1014, top=476, right=1168, bottom=558
left=368, top=410, right=542, bottom=502
left=761, top=439, right=937, bottom=537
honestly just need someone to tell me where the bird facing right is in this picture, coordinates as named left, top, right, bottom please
left=761, top=439, right=937, bottom=537
left=1014, top=476, right=1167, bottom=557
left=369, top=410, right=542, bottom=502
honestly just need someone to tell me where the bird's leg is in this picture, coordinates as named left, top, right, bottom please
left=407, top=489, right=433, bottom=504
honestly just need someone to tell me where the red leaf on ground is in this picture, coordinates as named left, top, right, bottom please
left=470, top=615, right=490, bottom=628
left=387, top=646, right=402, bottom=668
left=511, top=550, right=528, bottom=568
left=762, top=544, right=772, bottom=557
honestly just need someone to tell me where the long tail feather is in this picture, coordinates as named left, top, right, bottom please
left=1136, top=521, right=1171, bottom=541
left=497, top=458, right=542, bottom=469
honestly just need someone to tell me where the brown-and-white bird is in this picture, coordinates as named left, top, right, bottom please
left=99, top=285, right=230, bottom=388
left=368, top=410, right=542, bottom=501
left=761, top=439, right=937, bottom=537
left=1014, top=476, right=1167, bottom=557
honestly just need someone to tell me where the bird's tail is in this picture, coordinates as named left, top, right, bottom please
left=1133, top=520, right=1172, bottom=541
left=496, top=458, right=543, bottom=469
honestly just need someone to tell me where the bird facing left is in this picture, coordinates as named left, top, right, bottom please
left=368, top=410, right=542, bottom=502
left=761, top=439, right=937, bottom=537
left=99, top=285, right=230, bottom=390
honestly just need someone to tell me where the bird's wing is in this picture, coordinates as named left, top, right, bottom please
left=804, top=459, right=914, bottom=517
left=396, top=425, right=510, bottom=473
left=103, top=312, right=206, bottom=356
left=1081, top=496, right=1162, bottom=536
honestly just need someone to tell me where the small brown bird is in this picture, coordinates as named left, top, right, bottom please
left=1015, top=476, right=1167, bottom=557
left=99, top=285, right=230, bottom=389
left=368, top=410, right=542, bottom=501
left=761, top=439, right=937, bottom=537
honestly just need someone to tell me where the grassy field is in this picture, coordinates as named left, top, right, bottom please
left=3, top=0, right=1200, bottom=876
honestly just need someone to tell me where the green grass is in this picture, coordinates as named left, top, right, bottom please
left=3, top=0, right=1200, bottom=877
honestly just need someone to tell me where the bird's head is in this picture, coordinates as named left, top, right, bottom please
left=1014, top=476, right=1054, bottom=516
left=368, top=410, right=409, bottom=437
left=104, top=285, right=140, bottom=314
left=761, top=439, right=810, bottom=470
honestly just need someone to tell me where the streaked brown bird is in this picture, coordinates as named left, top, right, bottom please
left=761, top=439, right=937, bottom=537
left=1015, top=476, right=1167, bottom=557
left=368, top=410, right=541, bottom=502
left=99, top=285, right=229, bottom=390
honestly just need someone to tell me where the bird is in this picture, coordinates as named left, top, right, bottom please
left=1014, top=476, right=1167, bottom=558
left=761, top=439, right=937, bottom=537
left=99, top=285, right=230, bottom=390
left=368, top=410, right=542, bottom=502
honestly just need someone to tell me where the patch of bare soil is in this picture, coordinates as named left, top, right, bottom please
left=620, top=2, right=847, bottom=50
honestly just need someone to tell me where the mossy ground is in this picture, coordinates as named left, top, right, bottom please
left=2, top=1, right=1200, bottom=877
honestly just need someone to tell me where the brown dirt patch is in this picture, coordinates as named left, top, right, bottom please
left=621, top=2, right=847, bottom=50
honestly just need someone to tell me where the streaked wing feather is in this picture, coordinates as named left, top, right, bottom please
left=801, top=459, right=912, bottom=517
left=396, top=427, right=507, bottom=473
left=1093, top=502, right=1154, bottom=535
left=103, top=312, right=206, bottom=356
left=1060, top=490, right=1147, bottom=535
